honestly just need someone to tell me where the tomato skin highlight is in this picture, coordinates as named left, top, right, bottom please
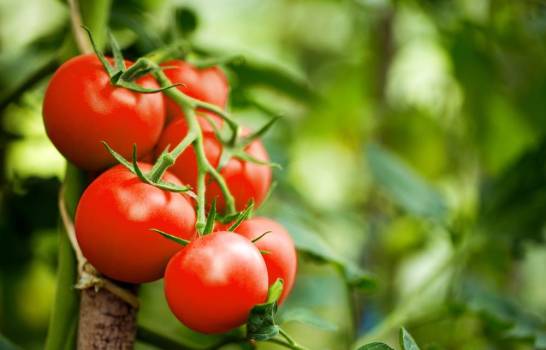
left=164, top=231, right=268, bottom=334
left=43, top=54, right=165, bottom=171
left=155, top=119, right=272, bottom=212
left=231, top=217, right=297, bottom=304
left=162, top=60, right=228, bottom=130
left=75, top=163, right=196, bottom=283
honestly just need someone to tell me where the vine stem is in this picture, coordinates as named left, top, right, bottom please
left=67, top=0, right=92, bottom=54
left=125, top=57, right=237, bottom=230
left=267, top=334, right=309, bottom=350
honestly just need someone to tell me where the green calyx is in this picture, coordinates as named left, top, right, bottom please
left=247, top=279, right=284, bottom=341
left=102, top=142, right=192, bottom=194
left=201, top=199, right=217, bottom=236
left=209, top=114, right=282, bottom=172
left=150, top=229, right=190, bottom=246
left=81, top=26, right=181, bottom=93
left=224, top=200, right=254, bottom=231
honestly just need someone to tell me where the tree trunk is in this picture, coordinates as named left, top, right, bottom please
left=77, top=287, right=138, bottom=350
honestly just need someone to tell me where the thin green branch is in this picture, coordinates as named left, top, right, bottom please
left=204, top=161, right=236, bottom=213
left=279, top=328, right=306, bottom=349
left=194, top=99, right=240, bottom=145
left=68, top=0, right=93, bottom=54
left=144, top=39, right=191, bottom=63
left=149, top=61, right=237, bottom=219
left=267, top=336, right=308, bottom=350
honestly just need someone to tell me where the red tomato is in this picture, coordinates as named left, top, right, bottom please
left=43, top=54, right=165, bottom=171
left=231, top=217, right=297, bottom=304
left=155, top=119, right=272, bottom=212
left=164, top=231, right=268, bottom=333
left=161, top=60, right=228, bottom=130
left=75, top=163, right=196, bottom=283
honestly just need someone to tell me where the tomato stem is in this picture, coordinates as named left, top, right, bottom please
left=267, top=337, right=309, bottom=350
left=192, top=54, right=245, bottom=69
left=277, top=328, right=309, bottom=350
left=139, top=58, right=237, bottom=230
left=193, top=99, right=240, bottom=145
left=101, top=53, right=240, bottom=230
left=144, top=39, right=191, bottom=64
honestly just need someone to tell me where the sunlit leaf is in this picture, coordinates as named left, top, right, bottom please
left=281, top=219, right=376, bottom=290
left=280, top=308, right=337, bottom=331
left=367, top=143, right=447, bottom=221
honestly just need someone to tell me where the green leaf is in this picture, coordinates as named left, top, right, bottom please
left=358, top=343, right=395, bottom=350
left=226, top=200, right=254, bottom=231
left=279, top=308, right=337, bottom=331
left=153, top=180, right=192, bottom=193
left=107, top=30, right=126, bottom=75
left=456, top=279, right=546, bottom=347
left=102, top=141, right=134, bottom=173
left=131, top=144, right=151, bottom=180
left=233, top=150, right=282, bottom=169
left=0, top=49, right=58, bottom=110
left=203, top=199, right=217, bottom=235
left=150, top=229, right=189, bottom=246
left=282, top=218, right=376, bottom=290
left=81, top=26, right=116, bottom=77
left=247, top=279, right=283, bottom=341
left=137, top=281, right=230, bottom=349
left=367, top=143, right=447, bottom=221
left=240, top=116, right=281, bottom=146
left=227, top=57, right=316, bottom=103
left=399, top=328, right=421, bottom=350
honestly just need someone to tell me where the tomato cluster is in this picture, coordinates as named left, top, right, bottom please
left=43, top=54, right=297, bottom=334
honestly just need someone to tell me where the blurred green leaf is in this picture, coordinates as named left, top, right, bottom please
left=138, top=281, right=226, bottom=349
left=0, top=50, right=58, bottom=110
left=367, top=143, right=447, bottom=221
left=280, top=308, right=337, bottom=331
left=227, top=58, right=316, bottom=103
left=0, top=333, right=20, bottom=350
left=480, top=138, right=546, bottom=254
left=456, top=279, right=546, bottom=348
left=281, top=218, right=376, bottom=290
left=175, top=7, right=198, bottom=36
left=358, top=343, right=395, bottom=350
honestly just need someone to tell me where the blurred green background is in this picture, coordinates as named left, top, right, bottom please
left=1, top=0, right=546, bottom=349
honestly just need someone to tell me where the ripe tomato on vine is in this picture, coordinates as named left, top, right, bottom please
left=75, top=163, right=196, bottom=283
left=161, top=59, right=229, bottom=131
left=42, top=25, right=308, bottom=350
left=232, top=217, right=297, bottom=304
left=164, top=231, right=269, bottom=334
left=43, top=54, right=165, bottom=171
